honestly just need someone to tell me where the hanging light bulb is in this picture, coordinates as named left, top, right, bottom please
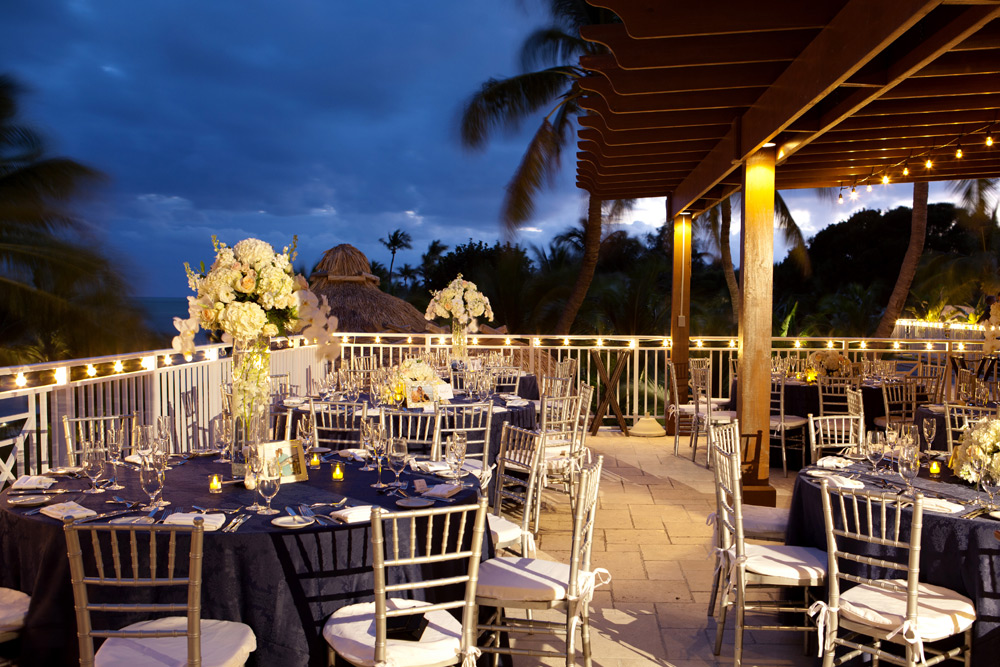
left=925, top=157, right=933, bottom=169
left=903, top=165, right=909, bottom=176
left=987, top=134, right=994, bottom=147
left=837, top=190, right=843, bottom=204
left=866, top=183, right=873, bottom=192
left=955, top=143, right=963, bottom=159
left=882, top=173, right=889, bottom=185
left=849, top=186, right=858, bottom=201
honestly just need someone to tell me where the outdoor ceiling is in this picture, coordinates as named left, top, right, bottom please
left=576, top=0, right=1000, bottom=218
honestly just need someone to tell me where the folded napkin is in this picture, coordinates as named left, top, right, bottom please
left=491, top=406, right=509, bottom=414
left=124, top=454, right=143, bottom=465
left=816, top=456, right=853, bottom=469
left=499, top=393, right=519, bottom=401
left=423, top=483, right=461, bottom=499
left=330, top=505, right=374, bottom=524
left=417, top=461, right=451, bottom=474
left=925, top=404, right=945, bottom=414
left=337, top=448, right=367, bottom=460
left=13, top=476, right=55, bottom=490
left=505, top=398, right=530, bottom=407
left=824, top=474, right=866, bottom=489
left=921, top=497, right=965, bottom=514
left=162, top=512, right=226, bottom=531
left=41, top=502, right=97, bottom=521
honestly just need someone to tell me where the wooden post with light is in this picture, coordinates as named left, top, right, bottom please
left=667, top=206, right=692, bottom=435
left=738, top=145, right=777, bottom=506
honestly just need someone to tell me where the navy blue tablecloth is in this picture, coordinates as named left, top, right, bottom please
left=0, top=456, right=487, bottom=666
left=787, top=466, right=1000, bottom=666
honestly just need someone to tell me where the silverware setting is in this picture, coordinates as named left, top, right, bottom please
left=223, top=514, right=251, bottom=532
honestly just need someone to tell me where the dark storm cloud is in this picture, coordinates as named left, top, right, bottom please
left=2, top=0, right=581, bottom=294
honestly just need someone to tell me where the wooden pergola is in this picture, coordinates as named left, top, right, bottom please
left=576, top=0, right=1000, bottom=503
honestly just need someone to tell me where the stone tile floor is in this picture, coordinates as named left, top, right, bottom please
left=506, top=428, right=813, bottom=667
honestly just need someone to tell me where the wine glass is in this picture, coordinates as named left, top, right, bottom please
left=299, top=414, right=315, bottom=451
left=922, top=417, right=937, bottom=451
left=139, top=461, right=163, bottom=510
left=256, top=455, right=281, bottom=515
left=898, top=445, right=920, bottom=496
left=81, top=440, right=106, bottom=494
left=151, top=436, right=171, bottom=507
left=370, top=428, right=389, bottom=489
left=246, top=445, right=265, bottom=512
left=105, top=426, right=125, bottom=490
left=359, top=420, right=377, bottom=472
left=213, top=417, right=232, bottom=463
left=981, top=466, right=1000, bottom=511
left=156, top=416, right=172, bottom=456
left=865, top=431, right=885, bottom=473
left=388, top=438, right=408, bottom=488
left=446, top=433, right=467, bottom=481
left=135, top=424, right=154, bottom=463
left=970, top=452, right=988, bottom=506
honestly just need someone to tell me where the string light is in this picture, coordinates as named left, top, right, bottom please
left=14, top=373, right=26, bottom=388
left=849, top=186, right=858, bottom=201
left=866, top=182, right=873, bottom=192
left=988, top=134, right=994, bottom=147
left=925, top=157, right=933, bottom=169
left=881, top=173, right=889, bottom=185
left=903, top=165, right=909, bottom=176
left=837, top=187, right=844, bottom=205
left=955, top=143, right=963, bottom=159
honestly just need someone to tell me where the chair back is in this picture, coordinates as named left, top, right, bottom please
left=819, top=482, right=924, bottom=647
left=769, top=375, right=786, bottom=418
left=817, top=376, right=856, bottom=415
left=539, top=375, right=573, bottom=398
left=492, top=424, right=543, bottom=548
left=845, top=388, right=866, bottom=442
left=881, top=378, right=917, bottom=428
left=539, top=393, right=580, bottom=444
left=491, top=366, right=521, bottom=395
left=944, top=403, right=999, bottom=453
left=913, top=363, right=946, bottom=404
left=62, top=415, right=135, bottom=468
left=64, top=518, right=206, bottom=667
left=710, top=420, right=745, bottom=556
left=809, top=414, right=864, bottom=461
left=269, top=373, right=291, bottom=403
left=380, top=409, right=437, bottom=458
left=351, top=355, right=379, bottom=371
left=553, top=357, right=578, bottom=389
left=311, top=401, right=367, bottom=450
left=434, top=402, right=493, bottom=462
left=369, top=498, right=488, bottom=666
left=957, top=367, right=976, bottom=404
left=575, top=382, right=595, bottom=449
left=566, top=457, right=604, bottom=598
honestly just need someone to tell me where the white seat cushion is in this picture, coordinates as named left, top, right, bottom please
left=95, top=617, right=256, bottom=667
left=323, top=599, right=462, bottom=667
left=0, top=588, right=30, bottom=633
left=729, top=544, right=826, bottom=583
left=487, top=513, right=523, bottom=550
left=839, top=580, right=976, bottom=642
left=476, top=557, right=571, bottom=602
left=698, top=410, right=737, bottom=422
left=675, top=403, right=697, bottom=414
left=741, top=506, right=789, bottom=541
left=770, top=415, right=808, bottom=429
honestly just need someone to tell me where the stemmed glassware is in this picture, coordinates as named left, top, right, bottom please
left=81, top=440, right=106, bottom=494
left=256, top=454, right=281, bottom=515
left=446, top=433, right=467, bottom=481
left=981, top=467, right=1000, bottom=511
left=139, top=460, right=163, bottom=510
left=359, top=420, right=377, bottom=471
left=388, top=438, right=408, bottom=489
left=370, top=429, right=389, bottom=489
left=970, top=452, right=988, bottom=507
left=246, top=445, right=266, bottom=512
left=922, top=417, right=937, bottom=451
left=105, top=426, right=125, bottom=491
left=299, top=414, right=315, bottom=451
left=151, top=436, right=171, bottom=507
left=897, top=445, right=920, bottom=496
left=135, top=424, right=154, bottom=462
left=213, top=416, right=232, bottom=463
left=865, top=431, right=885, bottom=473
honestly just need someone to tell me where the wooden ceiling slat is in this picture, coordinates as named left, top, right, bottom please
left=579, top=97, right=743, bottom=130
left=578, top=138, right=717, bottom=158
left=914, top=49, right=1000, bottom=76
left=585, top=0, right=843, bottom=39
left=880, top=72, right=1000, bottom=98
left=780, top=155, right=1000, bottom=176
left=858, top=90, right=1000, bottom=116
left=581, top=55, right=790, bottom=95
left=807, top=124, right=993, bottom=145
left=577, top=150, right=712, bottom=167
left=777, top=166, right=1000, bottom=189
left=670, top=0, right=943, bottom=217
left=806, top=108, right=1000, bottom=132
left=578, top=122, right=731, bottom=147
left=581, top=23, right=815, bottom=69
left=580, top=76, right=766, bottom=113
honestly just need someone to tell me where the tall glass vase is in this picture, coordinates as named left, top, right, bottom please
left=231, top=334, right=271, bottom=478
left=451, top=319, right=468, bottom=367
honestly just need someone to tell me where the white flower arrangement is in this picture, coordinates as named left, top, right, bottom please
left=397, top=358, right=438, bottom=384
left=172, top=236, right=340, bottom=361
left=424, top=274, right=494, bottom=331
left=983, top=301, right=1000, bottom=354
left=807, top=350, right=850, bottom=377
left=952, top=418, right=1000, bottom=483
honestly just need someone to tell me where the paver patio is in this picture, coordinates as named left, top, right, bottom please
left=508, top=428, right=809, bottom=667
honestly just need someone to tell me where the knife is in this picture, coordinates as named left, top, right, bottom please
left=73, top=509, right=139, bottom=524
left=8, top=489, right=77, bottom=495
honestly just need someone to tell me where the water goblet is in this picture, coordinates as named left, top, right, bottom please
left=921, top=417, right=937, bottom=451
left=81, top=441, right=106, bottom=494
left=151, top=438, right=171, bottom=507
left=446, top=433, right=467, bottom=481
left=981, top=466, right=1000, bottom=511
left=213, top=416, right=233, bottom=463
left=139, top=461, right=163, bottom=510
left=359, top=420, right=377, bottom=472
left=105, top=426, right=125, bottom=490
left=135, top=424, right=154, bottom=463
left=865, top=431, right=885, bottom=474
left=898, top=445, right=920, bottom=496
left=246, top=445, right=266, bottom=512
left=388, top=438, right=408, bottom=488
left=970, top=452, right=988, bottom=506
left=299, top=414, right=315, bottom=451
left=256, top=455, right=281, bottom=515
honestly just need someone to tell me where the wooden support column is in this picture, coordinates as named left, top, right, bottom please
left=738, top=146, right=777, bottom=506
left=667, top=209, right=692, bottom=433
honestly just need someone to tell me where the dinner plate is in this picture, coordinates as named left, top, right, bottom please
left=283, top=397, right=307, bottom=407
left=48, top=467, right=83, bottom=476
left=989, top=511, right=1000, bottom=521
left=271, top=515, right=315, bottom=529
left=436, top=469, right=470, bottom=480
left=188, top=449, right=220, bottom=457
left=7, top=495, right=51, bottom=507
left=110, top=515, right=155, bottom=525
left=805, top=469, right=837, bottom=478
left=397, top=497, right=433, bottom=508
left=308, top=446, right=331, bottom=453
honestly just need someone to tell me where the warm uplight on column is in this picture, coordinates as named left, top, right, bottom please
left=54, top=367, right=68, bottom=386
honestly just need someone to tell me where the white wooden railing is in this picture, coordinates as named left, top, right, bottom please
left=0, top=333, right=983, bottom=480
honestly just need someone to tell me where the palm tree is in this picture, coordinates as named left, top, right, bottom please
left=0, top=74, right=155, bottom=362
left=397, top=263, right=417, bottom=291
left=872, top=181, right=930, bottom=337
left=379, top=228, right=412, bottom=294
left=419, top=239, right=448, bottom=285
left=459, top=1, right=627, bottom=334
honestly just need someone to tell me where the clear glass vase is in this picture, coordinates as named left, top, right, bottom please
left=451, top=319, right=468, bottom=367
left=231, top=334, right=271, bottom=478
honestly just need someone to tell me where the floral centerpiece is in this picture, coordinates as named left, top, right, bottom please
left=424, top=274, right=493, bottom=362
left=807, top=350, right=851, bottom=378
left=983, top=300, right=1000, bottom=354
left=172, top=236, right=340, bottom=473
left=951, top=418, right=1000, bottom=483
left=397, top=358, right=438, bottom=384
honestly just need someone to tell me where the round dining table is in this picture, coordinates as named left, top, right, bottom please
left=0, top=455, right=487, bottom=667
left=787, top=463, right=1000, bottom=665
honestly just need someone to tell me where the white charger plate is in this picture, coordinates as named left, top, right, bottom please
left=110, top=516, right=155, bottom=525
left=308, top=447, right=332, bottom=453
left=397, top=497, right=433, bottom=508
left=8, top=495, right=51, bottom=507
left=271, top=515, right=315, bottom=529
left=48, top=467, right=83, bottom=475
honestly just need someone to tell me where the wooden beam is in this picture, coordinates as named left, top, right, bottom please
left=578, top=138, right=718, bottom=158
left=577, top=150, right=709, bottom=167
left=580, top=75, right=766, bottom=113
left=738, top=147, right=776, bottom=505
left=670, top=211, right=693, bottom=423
left=579, top=123, right=731, bottom=147
left=671, top=0, right=944, bottom=217
left=581, top=55, right=788, bottom=95
left=881, top=73, right=1000, bottom=98
left=579, top=100, right=743, bottom=130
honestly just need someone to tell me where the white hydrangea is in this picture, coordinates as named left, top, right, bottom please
left=233, top=238, right=275, bottom=271
left=425, top=274, right=494, bottom=329
left=219, top=301, right=267, bottom=341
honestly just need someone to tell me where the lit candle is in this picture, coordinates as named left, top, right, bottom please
left=332, top=462, right=344, bottom=481
left=309, top=452, right=321, bottom=469
left=209, top=474, right=222, bottom=493
left=929, top=461, right=941, bottom=477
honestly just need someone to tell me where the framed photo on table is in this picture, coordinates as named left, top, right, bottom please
left=405, top=382, right=436, bottom=411
left=259, top=439, right=309, bottom=483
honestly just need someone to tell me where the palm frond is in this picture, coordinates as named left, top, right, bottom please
left=775, top=192, right=812, bottom=276
left=459, top=68, right=578, bottom=149
left=520, top=27, right=591, bottom=71
left=499, top=119, right=562, bottom=234
left=948, top=178, right=999, bottom=221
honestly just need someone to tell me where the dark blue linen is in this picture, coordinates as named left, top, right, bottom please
left=0, top=456, right=489, bottom=666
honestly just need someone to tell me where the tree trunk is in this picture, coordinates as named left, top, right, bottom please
left=873, top=180, right=928, bottom=338
left=555, top=196, right=602, bottom=334
left=719, top=197, right=741, bottom=325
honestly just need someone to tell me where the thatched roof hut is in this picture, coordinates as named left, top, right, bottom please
left=310, top=244, right=438, bottom=334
